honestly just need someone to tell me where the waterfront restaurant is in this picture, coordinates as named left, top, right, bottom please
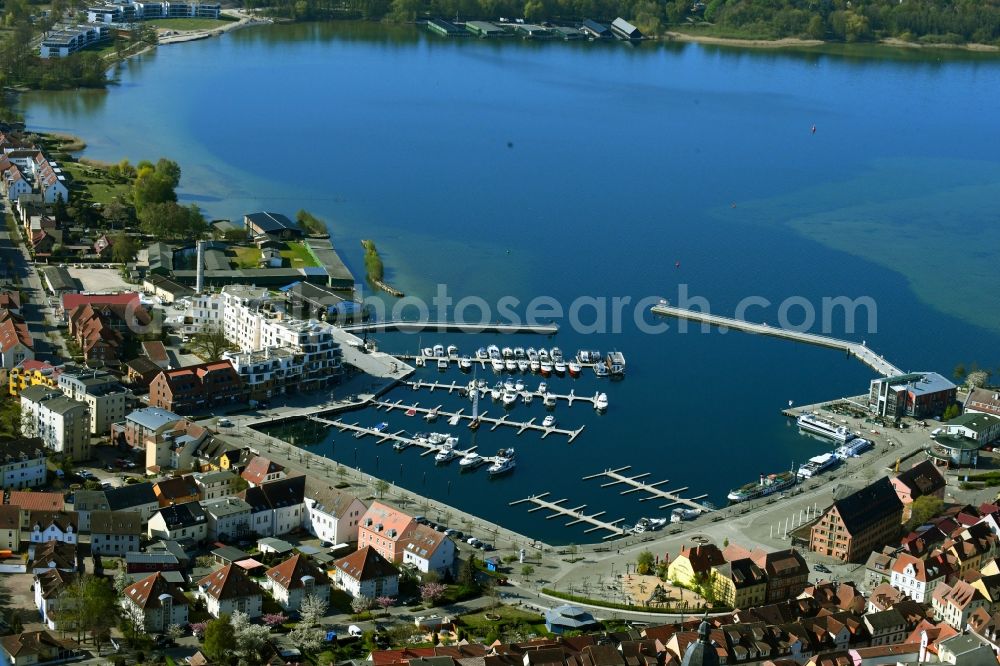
left=927, top=435, right=980, bottom=469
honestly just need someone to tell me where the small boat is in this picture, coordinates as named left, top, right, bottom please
left=522, top=392, right=533, bottom=405
left=567, top=362, right=581, bottom=377
left=487, top=345, right=501, bottom=359
left=448, top=412, right=461, bottom=426
left=526, top=348, right=539, bottom=362
left=433, top=344, right=445, bottom=357
left=529, top=360, right=540, bottom=373
left=437, top=359, right=448, bottom=371
left=424, top=408, right=440, bottom=422
left=577, top=350, right=600, bottom=364
left=503, top=377, right=516, bottom=391
left=516, top=359, right=529, bottom=373
left=405, top=407, right=417, bottom=417
left=459, top=450, right=484, bottom=469
left=594, top=362, right=609, bottom=378
left=447, top=345, right=459, bottom=358
left=504, top=359, right=517, bottom=372
left=595, top=392, right=609, bottom=411
left=373, top=422, right=389, bottom=432
left=488, top=448, right=516, bottom=476
left=428, top=433, right=448, bottom=444
left=543, top=393, right=556, bottom=408
left=477, top=379, right=488, bottom=389
left=550, top=347, right=563, bottom=362
left=502, top=391, right=518, bottom=407
left=538, top=348, right=550, bottom=362
left=633, top=523, right=646, bottom=534
left=514, top=378, right=525, bottom=392
left=501, top=347, right=513, bottom=358
left=490, top=384, right=502, bottom=400
left=476, top=347, right=488, bottom=360
left=553, top=360, right=566, bottom=375
left=491, top=359, right=504, bottom=373
left=422, top=347, right=434, bottom=357
left=459, top=356, right=472, bottom=371
left=393, top=440, right=412, bottom=451
left=415, top=357, right=425, bottom=367
left=538, top=381, right=547, bottom=394
left=468, top=419, right=481, bottom=431
left=540, top=361, right=552, bottom=377
left=434, top=444, right=458, bottom=464
left=607, top=351, right=626, bottom=378
left=514, top=347, right=526, bottom=358
left=542, top=414, right=556, bottom=428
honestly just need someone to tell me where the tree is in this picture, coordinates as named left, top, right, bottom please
left=59, top=576, right=117, bottom=645
left=376, top=596, right=395, bottom=613
left=458, top=557, right=478, bottom=588
left=190, top=324, right=234, bottom=361
left=966, top=370, right=990, bottom=389
left=351, top=595, right=373, bottom=615
left=299, top=594, right=328, bottom=625
left=111, top=233, right=139, bottom=264
left=375, top=478, right=389, bottom=499
left=203, top=615, right=237, bottom=663
left=262, top=612, right=287, bottom=628
left=289, top=594, right=329, bottom=653
left=132, top=158, right=181, bottom=213
left=942, top=403, right=961, bottom=421
left=167, top=623, right=186, bottom=641
left=138, top=201, right=206, bottom=240
left=655, top=561, right=670, bottom=580
left=420, top=582, right=446, bottom=605
left=53, top=193, right=68, bottom=221
left=907, top=495, right=944, bottom=529
left=636, top=550, right=655, bottom=575
left=521, top=564, right=535, bottom=576
left=113, top=567, right=131, bottom=594
left=231, top=610, right=272, bottom=663
left=223, top=227, right=248, bottom=242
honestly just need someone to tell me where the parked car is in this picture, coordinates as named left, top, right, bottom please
left=154, top=635, right=175, bottom=648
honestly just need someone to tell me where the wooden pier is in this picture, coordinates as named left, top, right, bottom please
left=372, top=399, right=585, bottom=442
left=650, top=303, right=902, bottom=377
left=398, top=354, right=600, bottom=371
left=403, top=379, right=605, bottom=409
left=340, top=320, right=559, bottom=335
left=509, top=492, right=626, bottom=539
left=582, top=466, right=711, bottom=512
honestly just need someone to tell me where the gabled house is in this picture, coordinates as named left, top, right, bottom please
left=201, top=496, right=252, bottom=541
left=303, top=480, right=366, bottom=546
left=667, top=543, right=726, bottom=589
left=864, top=609, right=907, bottom=647
left=147, top=502, right=207, bottom=543
left=196, top=564, right=262, bottom=618
left=33, top=568, right=76, bottom=630
left=239, top=475, right=305, bottom=537
left=262, top=553, right=331, bottom=611
left=0, top=630, right=76, bottom=666
left=892, top=461, right=947, bottom=521
left=712, top=558, right=767, bottom=610
left=105, top=482, right=160, bottom=522
left=120, top=572, right=189, bottom=633
left=752, top=549, right=809, bottom=603
left=26, top=511, right=78, bottom=547
left=0, top=308, right=33, bottom=369
left=31, top=540, right=78, bottom=574
left=193, top=470, right=236, bottom=501
left=153, top=476, right=200, bottom=507
left=890, top=551, right=952, bottom=603
left=148, top=360, right=245, bottom=414
left=401, top=524, right=455, bottom=575
left=241, top=456, right=285, bottom=487
left=809, top=478, right=904, bottom=562
left=89, top=510, right=141, bottom=555
left=331, top=546, right=399, bottom=599
left=933, top=580, right=990, bottom=630
left=357, top=501, right=416, bottom=564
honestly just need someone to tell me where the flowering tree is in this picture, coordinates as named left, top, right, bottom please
left=167, top=623, right=186, bottom=640
left=376, top=596, right=395, bottom=614
left=300, top=594, right=329, bottom=625
left=262, top=613, right=288, bottom=628
left=190, top=622, right=207, bottom=638
left=351, top=595, right=373, bottom=615
left=420, top=582, right=446, bottom=606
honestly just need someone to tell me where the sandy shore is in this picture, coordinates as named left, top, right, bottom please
left=664, top=31, right=823, bottom=48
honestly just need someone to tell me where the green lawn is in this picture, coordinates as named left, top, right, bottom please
left=59, top=160, right=130, bottom=206
left=282, top=241, right=320, bottom=268
left=146, top=17, right=234, bottom=31
left=231, top=246, right=262, bottom=269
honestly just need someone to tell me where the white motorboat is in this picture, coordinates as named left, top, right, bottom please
left=513, top=347, right=525, bottom=358
left=501, top=347, right=513, bottom=358
left=424, top=407, right=440, bottom=422
left=526, top=348, right=539, bottom=362
left=503, top=377, right=516, bottom=391
left=543, top=393, right=556, bottom=408
left=422, top=347, right=434, bottom=357
left=530, top=360, right=540, bottom=373
left=522, top=392, right=533, bottom=404
left=538, top=348, right=550, bottom=362
left=428, top=433, right=448, bottom=444
left=516, top=359, right=529, bottom=373
left=540, top=361, right=552, bottom=377
left=415, top=357, right=425, bottom=367
left=514, top=378, right=525, bottom=392
left=459, top=356, right=472, bottom=371
left=476, top=347, right=488, bottom=359
left=437, top=359, right=448, bottom=371
left=577, top=349, right=601, bottom=364
left=433, top=344, right=445, bottom=357
left=447, top=345, right=459, bottom=358
left=491, top=359, right=504, bottom=373
left=434, top=444, right=458, bottom=464
left=490, top=384, right=502, bottom=400
left=594, top=362, right=609, bottom=378
left=502, top=391, right=518, bottom=407
left=488, top=448, right=516, bottom=476
left=542, top=414, right=556, bottom=428
left=487, top=345, right=501, bottom=359
left=567, top=362, right=581, bottom=377
left=550, top=347, right=563, bottom=362
left=504, top=359, right=516, bottom=372
left=459, top=450, right=484, bottom=470
left=477, top=379, right=488, bottom=389
left=538, top=381, right=547, bottom=394
left=595, top=392, right=609, bottom=411
left=553, top=360, right=566, bottom=375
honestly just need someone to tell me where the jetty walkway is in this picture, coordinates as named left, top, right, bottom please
left=341, top=320, right=559, bottom=335
left=404, top=378, right=605, bottom=409
left=510, top=493, right=627, bottom=539
left=583, top=466, right=710, bottom=512
left=650, top=303, right=902, bottom=377
left=372, top=399, right=586, bottom=442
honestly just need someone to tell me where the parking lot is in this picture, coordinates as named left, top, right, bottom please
left=66, top=266, right=132, bottom=293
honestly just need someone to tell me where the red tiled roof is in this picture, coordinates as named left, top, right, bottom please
left=332, top=546, right=399, bottom=583
left=7, top=491, right=63, bottom=512
left=62, top=292, right=139, bottom=311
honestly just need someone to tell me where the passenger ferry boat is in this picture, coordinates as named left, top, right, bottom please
left=727, top=466, right=797, bottom=504
left=797, top=412, right=855, bottom=443
left=796, top=452, right=839, bottom=479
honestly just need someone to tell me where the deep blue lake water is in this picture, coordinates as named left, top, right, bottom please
left=21, top=23, right=1000, bottom=542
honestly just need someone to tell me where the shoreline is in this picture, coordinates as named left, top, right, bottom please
left=111, top=10, right=272, bottom=64
left=664, top=29, right=1000, bottom=53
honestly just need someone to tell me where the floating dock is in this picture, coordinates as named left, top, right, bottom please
left=650, top=303, right=902, bottom=377
left=582, top=466, right=711, bottom=512
left=510, top=492, right=627, bottom=539
left=403, top=379, right=605, bottom=409
left=372, top=399, right=585, bottom=442
left=340, top=320, right=559, bottom=335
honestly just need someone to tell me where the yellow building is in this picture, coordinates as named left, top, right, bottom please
left=8, top=360, right=63, bottom=397
left=667, top=543, right=726, bottom=589
left=711, top=558, right=768, bottom=609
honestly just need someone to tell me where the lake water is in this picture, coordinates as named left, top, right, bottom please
left=21, top=23, right=1000, bottom=542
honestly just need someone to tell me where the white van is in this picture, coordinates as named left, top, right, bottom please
left=348, top=625, right=363, bottom=637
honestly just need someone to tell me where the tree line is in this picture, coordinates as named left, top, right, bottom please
left=239, top=0, right=1000, bottom=44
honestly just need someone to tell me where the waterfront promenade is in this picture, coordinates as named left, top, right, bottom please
left=650, top=303, right=902, bottom=376
left=341, top=320, right=560, bottom=335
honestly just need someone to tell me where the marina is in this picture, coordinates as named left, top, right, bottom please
left=372, top=399, right=586, bottom=441
left=402, top=378, right=608, bottom=409
left=581, top=466, right=712, bottom=512
left=650, top=302, right=903, bottom=377
left=509, top=493, right=628, bottom=539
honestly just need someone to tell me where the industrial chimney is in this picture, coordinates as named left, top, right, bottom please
left=195, top=240, right=205, bottom=294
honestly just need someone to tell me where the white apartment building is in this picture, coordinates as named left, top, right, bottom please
left=221, top=285, right=273, bottom=352
left=0, top=438, right=47, bottom=490
left=20, top=386, right=90, bottom=462
left=259, top=318, right=342, bottom=391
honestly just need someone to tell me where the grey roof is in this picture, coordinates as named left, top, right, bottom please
left=545, top=604, right=597, bottom=629
left=882, top=371, right=957, bottom=396
left=864, top=608, right=905, bottom=631
left=212, top=545, right=251, bottom=562
left=201, top=497, right=251, bottom=518
left=154, top=501, right=206, bottom=529
left=611, top=17, right=641, bottom=37
left=147, top=242, right=174, bottom=273
left=125, top=551, right=179, bottom=565
left=42, top=396, right=88, bottom=416
left=245, top=212, right=300, bottom=235
left=0, top=437, right=46, bottom=461
left=40, top=266, right=77, bottom=291
left=582, top=19, right=610, bottom=35
left=20, top=385, right=62, bottom=403
left=128, top=570, right=185, bottom=584
left=148, top=539, right=190, bottom=562
left=202, top=249, right=230, bottom=271
left=105, top=482, right=157, bottom=511
left=194, top=470, right=235, bottom=485
left=258, top=537, right=294, bottom=553
left=90, top=510, right=141, bottom=535
left=126, top=407, right=182, bottom=431
left=681, top=620, right=719, bottom=666
left=71, top=489, right=109, bottom=513
left=832, top=477, right=903, bottom=535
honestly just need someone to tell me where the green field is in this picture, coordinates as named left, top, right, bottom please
left=146, top=17, right=234, bottom=31
left=231, top=246, right=262, bottom=269
left=229, top=242, right=319, bottom=269
left=282, top=241, right=319, bottom=268
left=60, top=161, right=131, bottom=206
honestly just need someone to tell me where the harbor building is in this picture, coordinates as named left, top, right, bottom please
left=610, top=17, right=642, bottom=41
left=580, top=19, right=612, bottom=38
left=39, top=24, right=109, bottom=58
left=809, top=477, right=903, bottom=562
left=869, top=372, right=957, bottom=420
left=244, top=212, right=303, bottom=241
left=927, top=435, right=981, bottom=469
left=942, top=413, right=1000, bottom=447
left=965, top=388, right=1000, bottom=418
